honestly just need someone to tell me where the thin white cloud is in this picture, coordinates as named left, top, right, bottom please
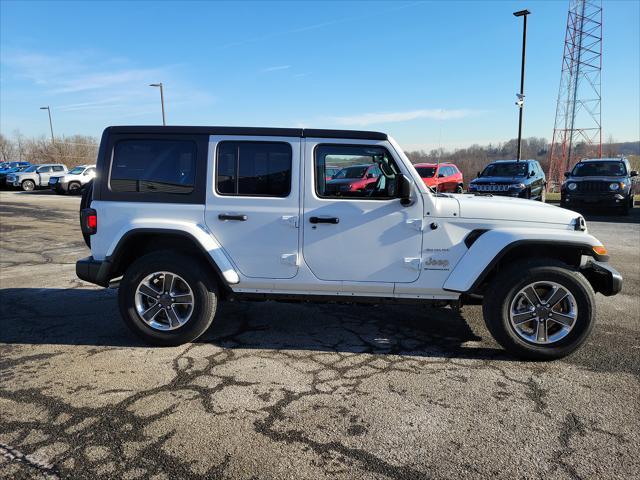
left=1, top=48, right=216, bottom=126
left=261, top=65, right=291, bottom=73
left=218, top=1, right=426, bottom=49
left=326, top=109, right=477, bottom=126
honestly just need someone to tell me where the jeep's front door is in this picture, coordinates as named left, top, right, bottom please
left=204, top=136, right=301, bottom=279
left=303, top=139, right=423, bottom=285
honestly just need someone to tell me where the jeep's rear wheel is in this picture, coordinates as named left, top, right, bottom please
left=482, top=259, right=595, bottom=360
left=118, top=251, right=218, bottom=346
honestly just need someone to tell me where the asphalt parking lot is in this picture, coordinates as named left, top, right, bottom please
left=1, top=190, right=638, bottom=480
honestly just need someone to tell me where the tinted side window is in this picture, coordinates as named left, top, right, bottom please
left=110, top=140, right=196, bottom=194
left=38, top=166, right=52, bottom=173
left=53, top=166, right=64, bottom=172
left=216, top=142, right=292, bottom=197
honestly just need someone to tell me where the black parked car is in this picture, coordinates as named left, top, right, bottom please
left=561, top=158, right=637, bottom=215
left=467, top=159, right=546, bottom=201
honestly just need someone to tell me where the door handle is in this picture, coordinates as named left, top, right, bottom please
left=218, top=214, right=247, bottom=221
left=309, top=216, right=339, bottom=224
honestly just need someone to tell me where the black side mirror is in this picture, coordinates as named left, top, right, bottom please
left=438, top=173, right=445, bottom=178
left=630, top=170, right=638, bottom=177
left=564, top=171, right=570, bottom=178
left=366, top=173, right=374, bottom=179
left=398, top=174, right=413, bottom=206
left=530, top=171, right=535, bottom=177
left=477, top=171, right=481, bottom=178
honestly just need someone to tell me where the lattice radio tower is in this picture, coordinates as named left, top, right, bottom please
left=548, top=0, right=602, bottom=188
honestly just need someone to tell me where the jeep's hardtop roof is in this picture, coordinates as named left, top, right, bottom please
left=104, top=126, right=387, bottom=141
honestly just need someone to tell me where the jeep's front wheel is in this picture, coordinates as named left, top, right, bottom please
left=118, top=251, right=218, bottom=346
left=21, top=180, right=35, bottom=191
left=482, top=260, right=595, bottom=360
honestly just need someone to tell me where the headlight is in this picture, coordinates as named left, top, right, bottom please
left=567, top=183, right=577, bottom=191
left=511, top=183, right=526, bottom=190
left=608, top=182, right=620, bottom=191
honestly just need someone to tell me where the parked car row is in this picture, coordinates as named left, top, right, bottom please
left=0, top=162, right=96, bottom=194
left=410, top=157, right=635, bottom=215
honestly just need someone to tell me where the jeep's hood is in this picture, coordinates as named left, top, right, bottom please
left=453, top=194, right=578, bottom=225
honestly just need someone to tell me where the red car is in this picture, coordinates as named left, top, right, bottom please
left=325, top=164, right=381, bottom=195
left=414, top=163, right=464, bottom=193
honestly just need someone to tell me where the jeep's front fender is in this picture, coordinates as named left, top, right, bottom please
left=443, top=228, right=605, bottom=293
left=107, top=221, right=240, bottom=285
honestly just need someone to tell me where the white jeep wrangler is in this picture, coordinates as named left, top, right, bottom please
left=76, top=126, right=622, bottom=360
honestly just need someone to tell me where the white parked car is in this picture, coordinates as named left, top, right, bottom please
left=7, top=163, right=67, bottom=191
left=76, top=126, right=621, bottom=359
left=49, top=164, right=96, bottom=194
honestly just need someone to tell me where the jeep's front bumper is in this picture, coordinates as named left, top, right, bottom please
left=581, top=260, right=623, bottom=296
left=562, top=192, right=629, bottom=207
left=76, top=256, right=113, bottom=287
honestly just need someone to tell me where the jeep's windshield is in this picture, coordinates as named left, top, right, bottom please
left=333, top=166, right=368, bottom=179
left=571, top=161, right=626, bottom=177
left=415, top=166, right=437, bottom=178
left=68, top=166, right=85, bottom=175
left=480, top=162, right=527, bottom=177
left=23, top=165, right=39, bottom=172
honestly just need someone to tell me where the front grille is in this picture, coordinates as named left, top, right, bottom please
left=575, top=181, right=609, bottom=193
left=475, top=184, right=510, bottom=192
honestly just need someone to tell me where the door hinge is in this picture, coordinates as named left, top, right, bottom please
left=404, top=257, right=422, bottom=270
left=406, top=218, right=424, bottom=231
left=281, top=215, right=299, bottom=228
left=281, top=253, right=299, bottom=266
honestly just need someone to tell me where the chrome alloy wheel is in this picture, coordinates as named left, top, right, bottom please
left=134, top=271, right=194, bottom=331
left=509, top=281, right=578, bottom=345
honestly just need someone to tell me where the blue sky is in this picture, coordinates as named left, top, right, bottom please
left=1, top=0, right=638, bottom=150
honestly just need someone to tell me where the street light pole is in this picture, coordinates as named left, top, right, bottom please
left=149, top=83, right=166, bottom=125
left=513, top=9, right=530, bottom=162
left=40, top=106, right=54, bottom=143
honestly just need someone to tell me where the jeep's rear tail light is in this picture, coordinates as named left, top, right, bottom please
left=81, top=208, right=97, bottom=235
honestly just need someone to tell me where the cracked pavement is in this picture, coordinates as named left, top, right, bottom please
left=1, top=190, right=638, bottom=479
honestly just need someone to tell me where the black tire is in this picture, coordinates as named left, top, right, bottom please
left=80, top=181, right=93, bottom=247
left=618, top=197, right=631, bottom=216
left=538, top=189, right=546, bottom=202
left=68, top=181, right=82, bottom=195
left=118, top=251, right=218, bottom=346
left=482, top=259, right=595, bottom=360
left=21, top=180, right=35, bottom=191
left=456, top=184, right=464, bottom=193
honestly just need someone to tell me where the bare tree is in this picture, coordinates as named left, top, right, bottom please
left=0, top=134, right=16, bottom=162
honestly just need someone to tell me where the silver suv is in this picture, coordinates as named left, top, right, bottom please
left=7, top=163, right=68, bottom=191
left=50, top=164, right=96, bottom=194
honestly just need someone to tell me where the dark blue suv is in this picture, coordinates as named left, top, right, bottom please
left=468, top=159, right=546, bottom=201
left=561, top=158, right=637, bottom=215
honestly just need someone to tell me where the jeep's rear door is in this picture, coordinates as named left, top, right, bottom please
left=302, top=138, right=423, bottom=285
left=204, top=136, right=301, bottom=279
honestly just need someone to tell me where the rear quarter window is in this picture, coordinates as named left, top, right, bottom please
left=110, top=139, right=196, bottom=194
